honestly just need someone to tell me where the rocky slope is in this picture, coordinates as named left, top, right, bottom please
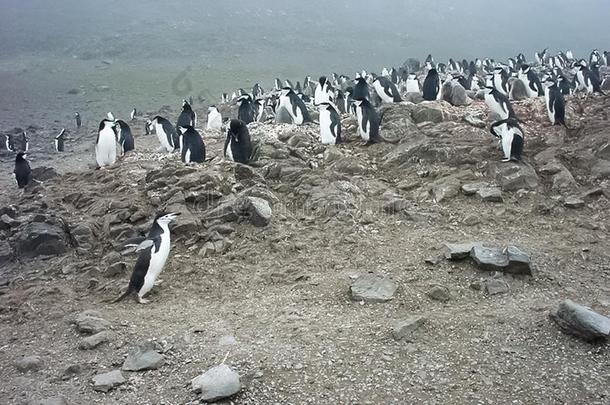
left=1, top=94, right=610, bottom=404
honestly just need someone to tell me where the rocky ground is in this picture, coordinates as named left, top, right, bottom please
left=1, top=94, right=610, bottom=404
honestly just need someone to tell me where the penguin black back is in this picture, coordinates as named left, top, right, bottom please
left=179, top=125, right=206, bottom=163
left=225, top=119, right=252, bottom=164
left=177, top=100, right=196, bottom=129
left=14, top=152, right=31, bottom=188
left=55, top=128, right=65, bottom=152
left=116, top=120, right=135, bottom=154
left=353, top=77, right=370, bottom=101
left=422, top=69, right=440, bottom=101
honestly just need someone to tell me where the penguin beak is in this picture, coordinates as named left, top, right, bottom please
left=167, top=212, right=181, bottom=221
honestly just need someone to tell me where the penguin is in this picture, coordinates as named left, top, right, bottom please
left=114, top=212, right=180, bottom=304
left=302, top=76, right=314, bottom=97
left=574, top=62, right=604, bottom=94
left=390, top=68, right=399, bottom=85
left=274, top=78, right=282, bottom=91
left=177, top=99, right=197, bottom=130
left=130, top=108, right=137, bottom=121
left=542, top=78, right=567, bottom=127
left=335, top=90, right=346, bottom=114
left=422, top=68, right=440, bottom=101
left=557, top=75, right=572, bottom=95
left=353, top=77, right=370, bottom=101
left=55, top=128, right=65, bottom=152
left=107, top=112, right=115, bottom=121
left=224, top=119, right=253, bottom=164
left=95, top=118, right=117, bottom=168
left=492, top=67, right=510, bottom=96
left=518, top=65, right=543, bottom=97
left=206, top=105, right=223, bottom=130
left=372, top=76, right=402, bottom=103
left=490, top=118, right=525, bottom=162
left=151, top=116, right=177, bottom=153
left=484, top=87, right=516, bottom=120
left=14, top=152, right=31, bottom=188
left=535, top=48, right=548, bottom=65
left=344, top=87, right=354, bottom=115
left=5, top=134, right=15, bottom=152
left=254, top=98, right=267, bottom=122
left=590, top=49, right=602, bottom=65
left=406, top=73, right=420, bottom=93
left=178, top=125, right=206, bottom=163
left=237, top=94, right=256, bottom=124
left=16, top=132, right=29, bottom=152
left=253, top=83, right=264, bottom=98
left=314, top=76, right=333, bottom=105
left=295, top=81, right=302, bottom=94
left=353, top=98, right=381, bottom=144
left=425, top=54, right=434, bottom=65
left=115, top=120, right=135, bottom=155
left=75, top=112, right=81, bottom=128
left=318, top=102, right=342, bottom=145
left=145, top=120, right=152, bottom=135
left=221, top=93, right=229, bottom=103
left=277, top=88, right=312, bottom=125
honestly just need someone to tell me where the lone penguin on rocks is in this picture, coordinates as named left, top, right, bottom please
left=95, top=118, right=117, bottom=168
left=14, top=152, right=31, bottom=188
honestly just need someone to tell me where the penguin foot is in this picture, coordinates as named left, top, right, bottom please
left=137, top=296, right=150, bottom=304
left=501, top=158, right=511, bottom=163
left=154, top=279, right=163, bottom=286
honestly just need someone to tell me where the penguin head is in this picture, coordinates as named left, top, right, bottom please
left=106, top=112, right=115, bottom=121
left=15, top=152, right=27, bottom=161
left=99, top=118, right=115, bottom=131
left=208, top=105, right=218, bottom=113
left=57, top=128, right=66, bottom=139
left=177, top=126, right=190, bottom=135
left=319, top=76, right=327, bottom=86
left=542, top=77, right=556, bottom=88
left=182, top=100, right=192, bottom=111
left=228, top=119, right=245, bottom=134
left=483, top=86, right=495, bottom=94
left=280, top=87, right=293, bottom=97
left=407, top=73, right=417, bottom=80
left=155, top=212, right=180, bottom=225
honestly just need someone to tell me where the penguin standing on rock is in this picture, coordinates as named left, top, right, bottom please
left=492, top=67, right=510, bottom=96
left=95, top=118, right=117, bottom=168
left=14, top=152, right=31, bottom=188
left=318, top=103, right=342, bottom=145
left=177, top=100, right=197, bottom=129
left=353, top=77, right=370, bottom=101
left=55, top=128, right=66, bottom=152
left=490, top=118, right=525, bottom=162
left=224, top=119, right=253, bottom=164
left=542, top=78, right=567, bottom=127
left=314, top=76, right=333, bottom=105
left=237, top=94, right=256, bottom=124
left=278, top=88, right=311, bottom=125
left=114, top=212, right=180, bottom=304
left=422, top=68, right=440, bottom=101
left=518, top=65, right=544, bottom=97
left=353, top=98, right=381, bottom=144
left=151, top=116, right=177, bottom=153
left=178, top=126, right=206, bottom=163
left=484, top=87, right=515, bottom=120
left=75, top=112, right=82, bottom=128
left=130, top=108, right=137, bottom=121
left=372, top=76, right=402, bottom=103
left=406, top=73, right=420, bottom=93
left=115, top=120, right=135, bottom=155
left=206, top=106, right=223, bottom=130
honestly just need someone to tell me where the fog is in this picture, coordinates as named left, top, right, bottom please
left=0, top=0, right=609, bottom=123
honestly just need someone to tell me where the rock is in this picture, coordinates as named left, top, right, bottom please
left=449, top=84, right=472, bottom=106
left=333, top=157, right=368, bottom=175
left=0, top=214, right=20, bottom=230
left=234, top=163, right=265, bottom=185
left=350, top=273, right=397, bottom=303
left=431, top=180, right=460, bottom=203
left=79, top=331, right=111, bottom=350
left=402, top=58, right=421, bottom=72
left=92, top=370, right=125, bottom=392
left=552, top=169, right=577, bottom=192
left=383, top=198, right=410, bottom=214
left=235, top=196, right=272, bottom=227
left=31, top=166, right=59, bottom=181
left=392, top=316, right=427, bottom=341
left=15, top=222, right=70, bottom=257
left=509, top=79, right=529, bottom=100
left=564, top=197, right=585, bottom=209
left=485, top=279, right=510, bottom=295
left=379, top=104, right=422, bottom=143
left=403, top=92, right=424, bottom=103
left=202, top=199, right=239, bottom=223
left=411, top=104, right=444, bottom=124
left=463, top=114, right=486, bottom=128
left=104, top=261, right=126, bottom=277
left=462, top=214, right=481, bottom=226
left=490, top=162, right=538, bottom=192
left=461, top=182, right=488, bottom=195
left=122, top=346, right=164, bottom=371
left=477, top=187, right=503, bottom=202
left=323, top=146, right=343, bottom=163
left=591, top=159, right=610, bottom=180
left=550, top=300, right=610, bottom=342
left=0, top=240, right=13, bottom=265
left=470, top=245, right=532, bottom=275
left=15, top=356, right=43, bottom=372
left=427, top=285, right=451, bottom=302
left=444, top=242, right=482, bottom=260
left=73, top=311, right=111, bottom=334
left=28, top=397, right=68, bottom=405
left=191, top=364, right=241, bottom=402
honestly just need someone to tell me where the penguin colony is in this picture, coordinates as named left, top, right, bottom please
left=6, top=47, right=608, bottom=303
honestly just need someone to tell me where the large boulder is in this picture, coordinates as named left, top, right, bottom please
left=15, top=221, right=71, bottom=258
left=449, top=84, right=472, bottom=106
left=379, top=104, right=423, bottom=144
left=489, top=162, right=539, bottom=192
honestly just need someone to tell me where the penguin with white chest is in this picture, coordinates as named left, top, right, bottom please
left=353, top=98, right=381, bottom=144
left=206, top=106, right=223, bottom=130
left=405, top=73, right=420, bottom=93
left=224, top=119, right=253, bottom=164
left=490, top=118, right=525, bottom=162
left=372, top=76, right=402, bottom=103
left=314, top=76, right=334, bottom=105
left=518, top=65, right=544, bottom=97
left=492, top=67, right=510, bottom=97
left=318, top=102, right=342, bottom=145
left=14, top=152, right=31, bottom=188
left=114, top=212, right=180, bottom=304
left=95, top=118, right=117, bottom=168
left=151, top=116, right=178, bottom=153
left=278, top=88, right=311, bottom=125
left=178, top=125, right=206, bottom=163
left=542, top=78, right=567, bottom=127
left=484, top=87, right=516, bottom=120
left=55, top=128, right=66, bottom=152
left=115, top=120, right=135, bottom=156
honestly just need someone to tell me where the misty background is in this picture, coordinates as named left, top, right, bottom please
left=0, top=0, right=609, bottom=128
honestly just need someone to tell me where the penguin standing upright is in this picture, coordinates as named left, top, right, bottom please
left=535, top=48, right=548, bottom=65
left=178, top=126, right=206, bottom=163
left=177, top=100, right=197, bottom=130
left=278, top=88, right=312, bottom=125
left=557, top=75, right=572, bottom=95
left=518, top=65, right=544, bottom=97
left=55, top=128, right=66, bottom=152
left=95, top=118, right=117, bottom=168
left=14, top=152, right=31, bottom=188
left=318, top=103, right=342, bottom=145
left=206, top=106, right=223, bottom=130
left=542, top=78, right=567, bottom=127
left=314, top=76, right=334, bottom=105
left=372, top=76, right=402, bottom=103
left=484, top=87, right=516, bottom=120
left=406, top=73, right=420, bottom=93
left=237, top=94, right=256, bottom=124
left=114, top=212, right=180, bottom=304
left=151, top=116, right=177, bottom=153
left=492, top=67, right=510, bottom=96
left=335, top=90, right=346, bottom=114
left=130, top=108, right=137, bottom=121
left=422, top=68, right=440, bottom=101
left=344, top=88, right=354, bottom=115
left=490, top=118, right=525, bottom=162
left=353, top=77, right=370, bottom=101
left=353, top=98, right=381, bottom=144
left=115, top=120, right=135, bottom=155
left=573, top=62, right=604, bottom=94
left=5, top=134, right=14, bottom=152
left=75, top=112, right=81, bottom=128
left=224, top=119, right=253, bottom=164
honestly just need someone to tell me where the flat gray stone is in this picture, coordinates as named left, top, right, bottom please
left=245, top=197, right=272, bottom=227
left=470, top=245, right=532, bottom=275
left=550, top=300, right=610, bottom=342
left=92, top=370, right=125, bottom=392
left=485, top=279, right=510, bottom=295
left=79, top=331, right=111, bottom=350
left=73, top=311, right=111, bottom=334
left=427, top=285, right=451, bottom=302
left=392, top=316, right=427, bottom=341
left=564, top=197, right=585, bottom=209
left=350, top=274, right=397, bottom=303
left=122, top=347, right=164, bottom=371
left=444, top=242, right=482, bottom=260
left=15, top=356, right=43, bottom=373
left=477, top=187, right=503, bottom=202
left=191, top=364, right=241, bottom=402
left=461, top=182, right=489, bottom=196
left=28, top=397, right=68, bottom=405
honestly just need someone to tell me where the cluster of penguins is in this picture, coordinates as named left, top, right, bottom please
left=6, top=48, right=608, bottom=303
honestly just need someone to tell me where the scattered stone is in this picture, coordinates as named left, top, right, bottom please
left=0, top=240, right=12, bottom=265
left=350, top=273, right=397, bottom=303
left=191, top=364, right=241, bottom=402
left=470, top=245, right=532, bottom=275
left=15, top=222, right=70, bottom=257
left=122, top=346, right=164, bottom=371
left=92, top=370, right=125, bottom=392
left=73, top=311, right=111, bottom=334
left=550, top=300, right=610, bottom=342
left=392, top=316, right=427, bottom=341
left=79, top=331, right=111, bottom=350
left=449, top=84, right=472, bottom=106
left=552, top=169, right=577, bottom=192
left=461, top=182, right=488, bottom=196
left=490, top=162, right=538, bottom=192
left=591, top=159, right=610, bottom=180
left=485, top=279, right=510, bottom=295
left=564, top=197, right=585, bottom=209
left=427, top=285, right=451, bottom=302
left=235, top=196, right=272, bottom=227
left=15, top=356, right=43, bottom=373
left=463, top=114, right=486, bottom=128
left=462, top=214, right=481, bottom=226
left=477, top=187, right=503, bottom=202
left=28, top=397, right=68, bottom=405
left=431, top=180, right=460, bottom=203
left=444, top=242, right=482, bottom=260
left=411, top=104, right=444, bottom=124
